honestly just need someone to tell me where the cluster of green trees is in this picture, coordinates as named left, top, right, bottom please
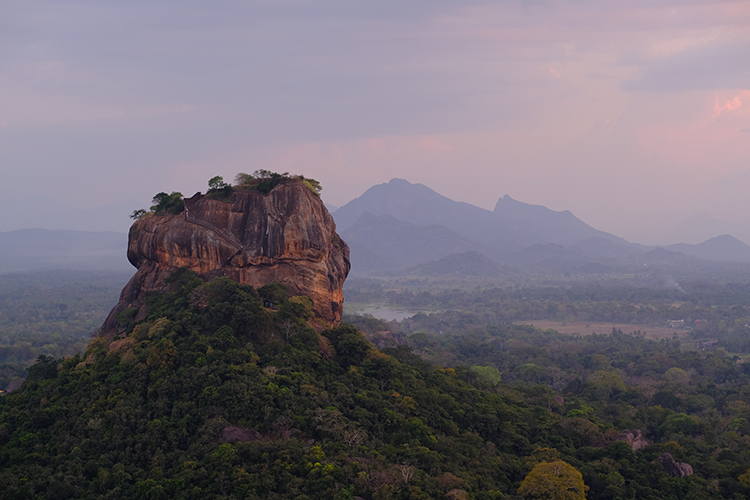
left=130, top=171, right=323, bottom=220
left=232, top=170, right=321, bottom=196
left=130, top=191, right=185, bottom=220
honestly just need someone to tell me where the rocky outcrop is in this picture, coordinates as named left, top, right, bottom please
left=613, top=429, right=648, bottom=451
left=102, top=181, right=350, bottom=332
left=221, top=426, right=262, bottom=443
left=658, top=453, right=693, bottom=478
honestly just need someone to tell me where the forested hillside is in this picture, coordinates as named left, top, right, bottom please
left=3, top=270, right=750, bottom=499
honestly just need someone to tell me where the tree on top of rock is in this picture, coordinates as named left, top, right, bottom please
left=208, top=176, right=229, bottom=191
left=150, top=192, right=184, bottom=215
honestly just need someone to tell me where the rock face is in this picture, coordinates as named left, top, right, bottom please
left=102, top=181, right=350, bottom=332
left=613, top=429, right=648, bottom=451
left=658, top=453, right=693, bottom=478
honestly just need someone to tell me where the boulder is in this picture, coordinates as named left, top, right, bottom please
left=102, top=181, right=349, bottom=332
left=613, top=429, right=648, bottom=451
left=658, top=453, right=693, bottom=478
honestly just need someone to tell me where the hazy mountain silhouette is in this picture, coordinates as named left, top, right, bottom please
left=341, top=212, right=477, bottom=274
left=334, top=179, right=630, bottom=251
left=571, top=237, right=646, bottom=260
left=665, top=235, right=750, bottom=263
left=333, top=179, right=523, bottom=251
left=493, top=195, right=629, bottom=246
left=507, top=243, right=591, bottom=272
left=332, top=179, right=639, bottom=275
left=404, top=250, right=502, bottom=277
left=659, top=213, right=750, bottom=246
left=332, top=179, right=750, bottom=280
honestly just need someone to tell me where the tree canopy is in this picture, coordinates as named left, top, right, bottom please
left=518, top=460, right=588, bottom=500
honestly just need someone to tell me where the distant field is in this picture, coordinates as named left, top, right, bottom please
left=519, top=320, right=690, bottom=340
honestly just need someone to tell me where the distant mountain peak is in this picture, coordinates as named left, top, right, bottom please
left=331, top=179, right=637, bottom=278
left=388, top=178, right=411, bottom=186
left=702, top=234, right=743, bottom=245
left=664, top=234, right=750, bottom=263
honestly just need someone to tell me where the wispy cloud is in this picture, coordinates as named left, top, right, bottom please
left=714, top=90, right=750, bottom=118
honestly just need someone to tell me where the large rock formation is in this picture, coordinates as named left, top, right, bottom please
left=102, top=181, right=350, bottom=333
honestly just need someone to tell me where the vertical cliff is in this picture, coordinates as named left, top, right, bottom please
left=102, top=181, right=350, bottom=333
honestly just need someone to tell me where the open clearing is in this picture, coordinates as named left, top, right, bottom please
left=519, top=320, right=690, bottom=340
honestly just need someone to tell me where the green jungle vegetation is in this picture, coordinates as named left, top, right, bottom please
left=230, top=171, right=322, bottom=197
left=0, top=270, right=130, bottom=390
left=2, top=271, right=750, bottom=499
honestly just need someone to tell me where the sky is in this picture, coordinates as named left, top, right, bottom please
left=1, top=0, right=749, bottom=244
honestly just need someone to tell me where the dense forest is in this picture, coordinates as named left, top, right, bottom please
left=2, top=270, right=750, bottom=498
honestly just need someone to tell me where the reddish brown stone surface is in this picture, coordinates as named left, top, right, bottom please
left=102, top=181, right=350, bottom=333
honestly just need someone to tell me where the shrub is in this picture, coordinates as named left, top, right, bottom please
left=130, top=209, right=147, bottom=220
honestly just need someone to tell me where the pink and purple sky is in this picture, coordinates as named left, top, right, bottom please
left=2, top=0, right=749, bottom=244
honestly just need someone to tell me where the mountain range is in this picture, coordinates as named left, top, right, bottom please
left=332, top=178, right=750, bottom=279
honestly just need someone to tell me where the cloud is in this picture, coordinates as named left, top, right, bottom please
left=713, top=90, right=750, bottom=118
